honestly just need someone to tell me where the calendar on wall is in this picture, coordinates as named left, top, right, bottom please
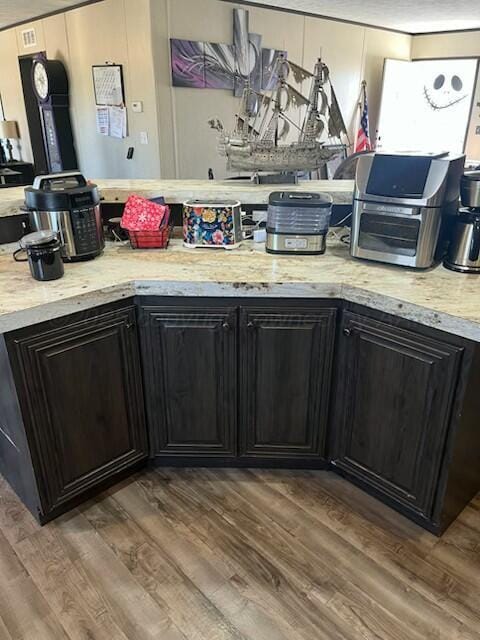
left=92, top=64, right=127, bottom=138
left=92, top=64, right=124, bottom=106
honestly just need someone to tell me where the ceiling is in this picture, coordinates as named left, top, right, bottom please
left=235, top=0, right=480, bottom=34
left=1, top=0, right=479, bottom=34
left=0, top=0, right=96, bottom=30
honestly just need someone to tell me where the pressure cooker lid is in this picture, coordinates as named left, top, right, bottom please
left=24, top=172, right=100, bottom=211
left=20, top=230, right=59, bottom=249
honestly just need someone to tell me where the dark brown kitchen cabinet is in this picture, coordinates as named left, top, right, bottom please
left=331, top=311, right=464, bottom=521
left=140, top=305, right=237, bottom=457
left=6, top=305, right=147, bottom=521
left=240, top=307, right=336, bottom=458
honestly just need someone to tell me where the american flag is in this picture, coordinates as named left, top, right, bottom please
left=355, top=82, right=371, bottom=153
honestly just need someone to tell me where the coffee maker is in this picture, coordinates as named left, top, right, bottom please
left=444, top=171, right=480, bottom=273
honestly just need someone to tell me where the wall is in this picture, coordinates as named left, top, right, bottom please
left=0, top=0, right=411, bottom=180
left=412, top=31, right=480, bottom=60
left=412, top=31, right=480, bottom=164
left=151, top=0, right=412, bottom=179
left=0, top=0, right=161, bottom=179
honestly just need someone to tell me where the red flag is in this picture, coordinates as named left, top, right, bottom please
left=355, top=81, right=371, bottom=153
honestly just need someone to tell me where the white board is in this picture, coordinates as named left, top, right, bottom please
left=377, top=58, right=478, bottom=155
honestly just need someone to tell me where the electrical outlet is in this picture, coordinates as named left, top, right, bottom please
left=140, top=131, right=148, bottom=145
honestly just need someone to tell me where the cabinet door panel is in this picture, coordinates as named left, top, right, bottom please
left=332, top=312, right=463, bottom=518
left=241, top=307, right=336, bottom=457
left=140, top=306, right=237, bottom=456
left=13, top=307, right=147, bottom=516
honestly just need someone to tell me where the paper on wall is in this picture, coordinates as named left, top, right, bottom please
left=95, top=106, right=109, bottom=135
left=109, top=106, right=127, bottom=138
left=95, top=105, right=127, bottom=138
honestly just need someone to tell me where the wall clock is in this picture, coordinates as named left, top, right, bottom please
left=31, top=56, right=78, bottom=172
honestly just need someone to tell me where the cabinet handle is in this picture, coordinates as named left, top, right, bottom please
left=247, top=321, right=255, bottom=329
left=125, top=322, right=135, bottom=330
left=343, top=327, right=352, bottom=337
left=222, top=322, right=231, bottom=331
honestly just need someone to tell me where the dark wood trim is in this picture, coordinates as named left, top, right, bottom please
left=150, top=456, right=328, bottom=470
left=414, top=27, right=480, bottom=37
left=0, top=0, right=104, bottom=33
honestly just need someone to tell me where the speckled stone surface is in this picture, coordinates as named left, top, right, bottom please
left=0, top=179, right=355, bottom=218
left=1, top=236, right=480, bottom=340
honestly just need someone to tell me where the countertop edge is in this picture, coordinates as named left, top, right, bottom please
left=0, top=179, right=355, bottom=218
left=1, top=279, right=479, bottom=342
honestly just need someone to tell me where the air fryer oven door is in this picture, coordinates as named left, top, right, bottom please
left=351, top=201, right=443, bottom=268
left=358, top=211, right=420, bottom=257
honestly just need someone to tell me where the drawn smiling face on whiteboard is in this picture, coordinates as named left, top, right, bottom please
left=424, top=73, right=468, bottom=111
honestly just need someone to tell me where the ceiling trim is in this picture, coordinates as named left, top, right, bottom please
left=0, top=0, right=103, bottom=33
left=413, top=26, right=480, bottom=37
left=222, top=0, right=480, bottom=37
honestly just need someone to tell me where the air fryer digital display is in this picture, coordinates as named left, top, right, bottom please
left=366, top=155, right=432, bottom=199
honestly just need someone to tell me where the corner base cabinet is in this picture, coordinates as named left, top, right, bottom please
left=0, top=303, right=147, bottom=523
left=1, top=296, right=479, bottom=535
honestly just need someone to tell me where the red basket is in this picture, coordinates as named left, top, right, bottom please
left=127, top=204, right=172, bottom=249
left=128, top=221, right=173, bottom=249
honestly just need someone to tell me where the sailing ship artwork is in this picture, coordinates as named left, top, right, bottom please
left=208, top=55, right=350, bottom=173
left=169, top=7, right=350, bottom=175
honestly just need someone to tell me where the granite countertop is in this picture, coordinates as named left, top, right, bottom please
left=0, top=179, right=355, bottom=218
left=1, top=236, right=480, bottom=340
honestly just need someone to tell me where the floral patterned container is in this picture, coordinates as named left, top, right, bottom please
left=183, top=200, right=242, bottom=249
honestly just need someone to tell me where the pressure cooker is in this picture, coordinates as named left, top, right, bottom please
left=24, top=171, right=104, bottom=261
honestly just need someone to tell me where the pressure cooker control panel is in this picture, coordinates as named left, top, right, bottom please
left=71, top=208, right=101, bottom=254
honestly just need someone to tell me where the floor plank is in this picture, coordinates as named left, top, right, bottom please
left=55, top=510, right=188, bottom=640
left=156, top=468, right=478, bottom=640
left=111, top=478, right=306, bottom=640
left=0, top=468, right=479, bottom=640
left=14, top=525, right=132, bottom=640
left=248, top=468, right=480, bottom=629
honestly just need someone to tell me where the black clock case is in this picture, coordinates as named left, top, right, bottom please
left=32, top=58, right=78, bottom=173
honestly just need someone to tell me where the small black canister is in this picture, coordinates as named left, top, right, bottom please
left=14, top=231, right=64, bottom=281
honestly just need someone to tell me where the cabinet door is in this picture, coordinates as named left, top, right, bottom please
left=140, top=306, right=237, bottom=456
left=332, top=311, right=463, bottom=519
left=240, top=307, right=336, bottom=458
left=12, top=306, right=147, bottom=517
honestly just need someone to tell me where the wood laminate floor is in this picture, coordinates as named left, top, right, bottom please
left=0, top=468, right=479, bottom=640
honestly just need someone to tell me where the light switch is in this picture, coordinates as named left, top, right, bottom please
left=140, top=131, right=148, bottom=145
left=132, top=101, right=143, bottom=113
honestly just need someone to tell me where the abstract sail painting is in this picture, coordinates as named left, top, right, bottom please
left=170, top=8, right=285, bottom=95
left=170, top=39, right=205, bottom=88
left=204, top=42, right=235, bottom=89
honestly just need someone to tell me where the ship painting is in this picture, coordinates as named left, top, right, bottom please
left=209, top=55, right=350, bottom=173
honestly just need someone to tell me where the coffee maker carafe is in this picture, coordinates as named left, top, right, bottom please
left=444, top=171, right=480, bottom=273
